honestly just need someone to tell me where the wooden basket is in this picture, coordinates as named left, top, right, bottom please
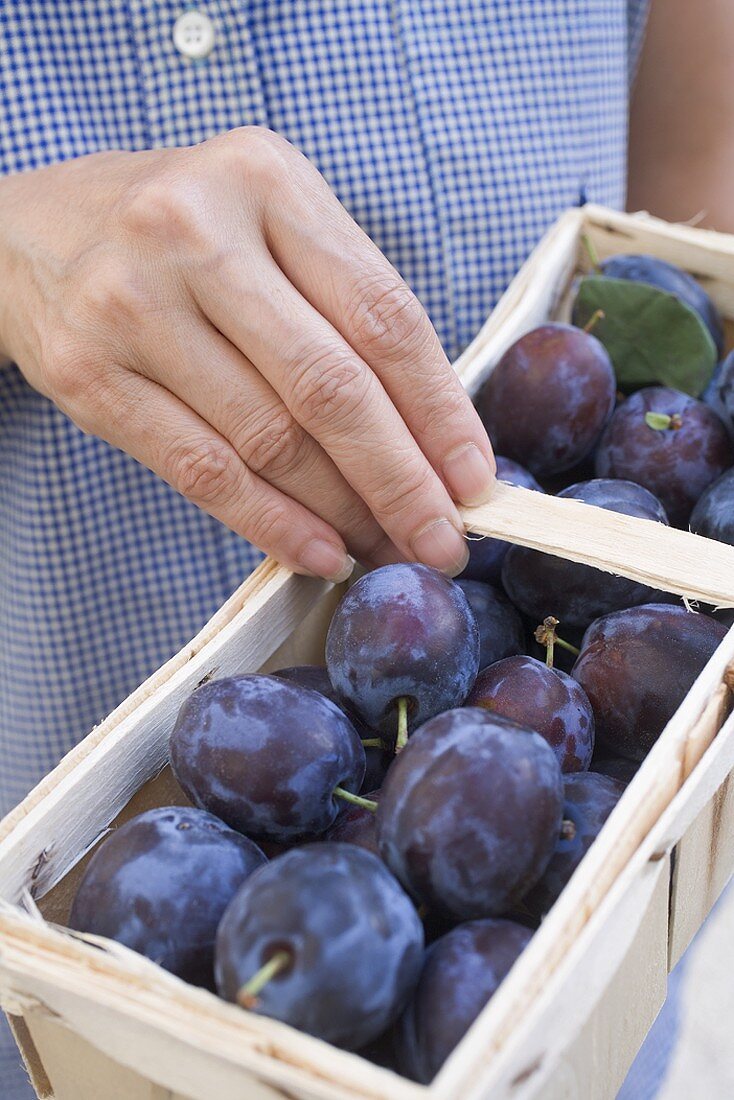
left=3, top=204, right=734, bottom=1100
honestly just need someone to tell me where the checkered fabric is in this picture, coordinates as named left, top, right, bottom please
left=0, top=3, right=649, bottom=1096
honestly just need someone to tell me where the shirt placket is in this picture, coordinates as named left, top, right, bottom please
left=128, top=1, right=268, bottom=148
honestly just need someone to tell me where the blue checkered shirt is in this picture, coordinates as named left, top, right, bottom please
left=0, top=1, right=649, bottom=1088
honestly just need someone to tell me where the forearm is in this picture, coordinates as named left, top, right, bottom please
left=628, top=0, right=734, bottom=232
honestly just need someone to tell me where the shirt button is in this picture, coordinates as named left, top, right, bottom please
left=173, top=11, right=216, bottom=60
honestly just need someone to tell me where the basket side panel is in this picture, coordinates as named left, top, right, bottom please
left=519, top=856, right=669, bottom=1100
left=24, top=1010, right=187, bottom=1100
left=669, top=770, right=734, bottom=968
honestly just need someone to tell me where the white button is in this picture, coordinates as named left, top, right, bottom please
left=173, top=11, right=216, bottom=60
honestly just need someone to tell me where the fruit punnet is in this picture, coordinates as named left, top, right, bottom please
left=460, top=455, right=543, bottom=584
left=323, top=790, right=381, bottom=856
left=273, top=664, right=389, bottom=792
left=475, top=323, right=616, bottom=477
left=326, top=563, right=479, bottom=750
left=376, top=708, right=563, bottom=919
left=597, top=253, right=724, bottom=356
left=68, top=807, right=266, bottom=989
left=395, top=919, right=533, bottom=1083
left=169, top=675, right=369, bottom=843
left=467, top=654, right=594, bottom=773
left=573, top=604, right=728, bottom=761
left=595, top=386, right=733, bottom=527
left=690, top=467, right=734, bottom=547
left=502, top=479, right=669, bottom=628
left=215, top=843, right=423, bottom=1049
left=524, top=772, right=625, bottom=917
left=455, top=580, right=525, bottom=671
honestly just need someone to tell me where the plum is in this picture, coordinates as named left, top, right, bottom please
left=455, top=580, right=525, bottom=670
left=325, top=564, right=479, bottom=745
left=595, top=387, right=732, bottom=526
left=525, top=772, right=625, bottom=917
left=169, top=675, right=366, bottom=843
left=68, top=807, right=266, bottom=988
left=376, top=708, right=563, bottom=919
left=273, top=664, right=389, bottom=792
left=460, top=456, right=543, bottom=584
left=597, top=254, right=724, bottom=356
left=467, top=655, right=594, bottom=772
left=323, top=790, right=381, bottom=856
left=395, top=919, right=533, bottom=1083
left=475, top=324, right=616, bottom=477
left=702, top=352, right=734, bottom=439
left=690, top=468, right=734, bottom=546
left=215, top=843, right=423, bottom=1049
left=502, top=479, right=669, bottom=628
left=573, top=604, right=727, bottom=760
left=591, top=755, right=640, bottom=786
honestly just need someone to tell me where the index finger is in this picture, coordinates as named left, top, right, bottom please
left=264, top=163, right=496, bottom=508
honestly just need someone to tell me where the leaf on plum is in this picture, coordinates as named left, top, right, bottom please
left=572, top=276, right=717, bottom=396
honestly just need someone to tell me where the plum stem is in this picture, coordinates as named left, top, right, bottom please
left=561, top=819, right=577, bottom=841
left=534, top=617, right=580, bottom=668
left=395, top=697, right=409, bottom=753
left=360, top=738, right=383, bottom=749
left=333, top=787, right=378, bottom=812
left=237, top=950, right=291, bottom=1009
left=582, top=308, right=605, bottom=334
left=581, top=233, right=601, bottom=273
left=645, top=411, right=683, bottom=432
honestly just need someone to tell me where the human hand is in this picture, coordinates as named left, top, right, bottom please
left=0, top=129, right=494, bottom=579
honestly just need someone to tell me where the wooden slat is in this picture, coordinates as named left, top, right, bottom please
left=461, top=483, right=734, bottom=608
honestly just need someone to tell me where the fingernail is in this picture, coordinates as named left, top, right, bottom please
left=411, top=519, right=469, bottom=577
left=299, top=541, right=354, bottom=583
left=443, top=443, right=495, bottom=506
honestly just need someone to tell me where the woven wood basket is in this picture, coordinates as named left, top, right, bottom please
left=2, top=204, right=734, bottom=1100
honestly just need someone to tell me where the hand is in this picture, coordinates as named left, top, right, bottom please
left=0, top=128, right=494, bottom=579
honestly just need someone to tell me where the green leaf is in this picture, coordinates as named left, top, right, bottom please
left=572, top=276, right=717, bottom=396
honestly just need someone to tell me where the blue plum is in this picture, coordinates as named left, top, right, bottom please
left=502, top=479, right=669, bottom=628
left=68, top=806, right=266, bottom=989
left=215, top=843, right=423, bottom=1049
left=325, top=564, right=479, bottom=744
left=460, top=456, right=543, bottom=584
left=595, top=387, right=732, bottom=526
left=395, top=919, right=533, bottom=1083
left=169, top=675, right=365, bottom=843
left=690, top=467, right=734, bottom=546
left=591, top=755, right=640, bottom=786
left=597, top=254, right=724, bottom=356
left=376, top=708, right=563, bottom=919
left=475, top=324, right=616, bottom=477
left=323, top=790, right=381, bottom=857
left=525, top=772, right=625, bottom=917
left=455, top=580, right=525, bottom=670
left=573, top=604, right=727, bottom=760
left=702, top=352, right=734, bottom=439
left=467, top=655, right=594, bottom=772
left=273, top=664, right=389, bottom=792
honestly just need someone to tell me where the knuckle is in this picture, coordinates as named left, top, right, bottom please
left=120, top=177, right=202, bottom=247
left=42, top=333, right=96, bottom=407
left=371, top=459, right=436, bottom=521
left=241, top=409, right=306, bottom=479
left=77, top=256, right=148, bottom=325
left=347, top=276, right=427, bottom=359
left=412, top=382, right=470, bottom=438
left=291, top=347, right=371, bottom=428
left=170, top=438, right=240, bottom=505
left=225, top=126, right=294, bottom=190
left=242, top=499, right=293, bottom=552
